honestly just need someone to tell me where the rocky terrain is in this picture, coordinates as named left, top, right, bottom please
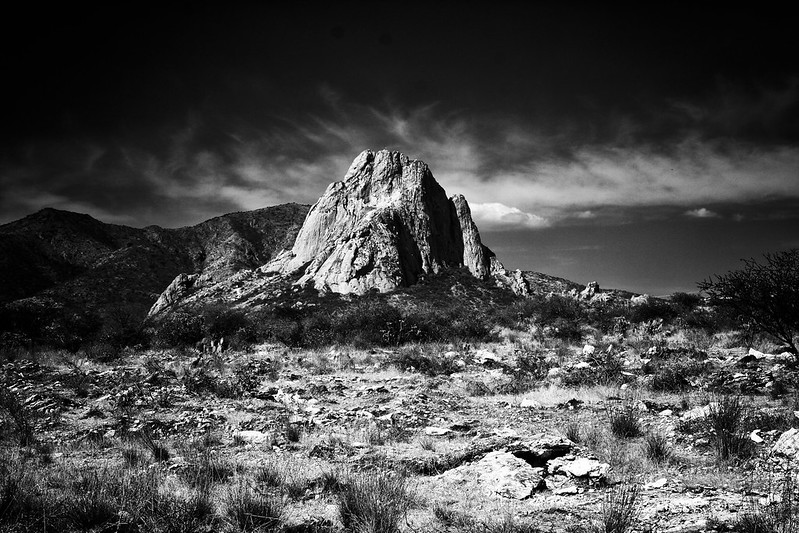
left=3, top=332, right=799, bottom=532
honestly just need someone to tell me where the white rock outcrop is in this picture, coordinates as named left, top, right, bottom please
left=265, top=149, right=492, bottom=295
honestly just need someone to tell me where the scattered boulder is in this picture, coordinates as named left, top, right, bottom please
left=773, top=428, right=799, bottom=458
left=580, top=281, right=599, bottom=300
left=520, top=398, right=542, bottom=409
left=507, top=435, right=574, bottom=465
left=468, top=451, right=545, bottom=499
left=234, top=430, right=272, bottom=445
left=549, top=456, right=609, bottom=479
left=476, top=350, right=501, bottom=365
left=437, top=434, right=608, bottom=500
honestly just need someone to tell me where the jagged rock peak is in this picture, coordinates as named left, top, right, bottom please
left=266, top=148, right=492, bottom=295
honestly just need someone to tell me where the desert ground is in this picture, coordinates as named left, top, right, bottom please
left=3, top=313, right=799, bottom=533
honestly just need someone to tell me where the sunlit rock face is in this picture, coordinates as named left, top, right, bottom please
left=266, top=149, right=492, bottom=295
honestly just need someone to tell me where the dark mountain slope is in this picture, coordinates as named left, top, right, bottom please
left=0, top=204, right=309, bottom=322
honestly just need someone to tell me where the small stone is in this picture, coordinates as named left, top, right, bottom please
left=235, top=430, right=271, bottom=444
left=553, top=486, right=579, bottom=495
left=520, top=398, right=542, bottom=409
left=750, top=430, right=764, bottom=444
left=644, top=478, right=668, bottom=490
left=424, top=426, right=450, bottom=436
left=563, top=457, right=609, bottom=479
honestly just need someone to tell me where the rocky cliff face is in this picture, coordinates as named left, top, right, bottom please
left=265, top=149, right=492, bottom=295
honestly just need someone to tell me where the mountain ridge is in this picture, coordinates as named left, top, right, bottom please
left=0, top=203, right=309, bottom=321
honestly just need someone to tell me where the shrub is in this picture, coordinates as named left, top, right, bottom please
left=136, top=429, right=170, bottom=462
left=338, top=469, right=411, bottom=533
left=226, top=479, right=285, bottom=532
left=643, top=432, right=672, bottom=464
left=515, top=352, right=552, bottom=380
left=62, top=469, right=130, bottom=531
left=145, top=486, right=216, bottom=533
left=0, top=387, right=36, bottom=445
left=592, top=483, right=640, bottom=533
left=459, top=514, right=544, bottom=533
left=316, top=470, right=344, bottom=495
left=646, top=360, right=704, bottom=392
left=179, top=448, right=234, bottom=487
left=670, top=292, right=703, bottom=312
left=564, top=422, right=582, bottom=443
left=389, top=346, right=461, bottom=376
left=418, top=436, right=436, bottom=451
left=0, top=459, right=49, bottom=528
left=699, top=249, right=799, bottom=357
left=607, top=398, right=642, bottom=439
left=202, top=304, right=250, bottom=340
left=150, top=312, right=204, bottom=348
left=627, top=299, right=678, bottom=325
left=706, top=395, right=753, bottom=460
left=284, top=421, right=303, bottom=443
left=734, top=462, right=799, bottom=533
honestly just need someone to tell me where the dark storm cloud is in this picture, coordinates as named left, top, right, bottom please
left=2, top=4, right=798, bottom=234
left=4, top=83, right=799, bottom=230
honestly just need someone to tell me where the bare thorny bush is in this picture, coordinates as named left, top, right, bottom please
left=736, top=459, right=799, bottom=533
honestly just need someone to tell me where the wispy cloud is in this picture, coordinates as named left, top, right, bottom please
left=470, top=202, right=548, bottom=230
left=685, top=207, right=720, bottom=218
left=2, top=84, right=799, bottom=229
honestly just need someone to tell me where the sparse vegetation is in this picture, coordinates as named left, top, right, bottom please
left=607, top=398, right=642, bottom=439
left=706, top=395, right=753, bottom=461
left=338, top=469, right=411, bottom=533
left=591, top=483, right=640, bottom=533
left=643, top=432, right=673, bottom=464
left=0, top=387, right=36, bottom=445
left=734, top=462, right=799, bottom=533
left=699, top=249, right=799, bottom=357
left=564, top=421, right=582, bottom=443
left=225, top=478, right=285, bottom=532
left=4, top=251, right=799, bottom=533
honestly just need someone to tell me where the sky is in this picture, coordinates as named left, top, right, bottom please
left=2, top=3, right=798, bottom=295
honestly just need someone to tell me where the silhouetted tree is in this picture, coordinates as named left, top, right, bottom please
left=698, top=249, right=799, bottom=357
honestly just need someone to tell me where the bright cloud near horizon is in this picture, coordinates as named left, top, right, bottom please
left=2, top=4, right=798, bottom=295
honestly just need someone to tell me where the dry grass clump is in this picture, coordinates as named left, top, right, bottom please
left=0, top=455, right=223, bottom=533
left=735, top=463, right=799, bottom=533
left=178, top=447, right=236, bottom=487
left=254, top=456, right=310, bottom=500
left=225, top=478, right=285, bottom=532
left=591, top=483, right=640, bottom=533
left=706, top=395, right=753, bottom=460
left=338, top=468, right=411, bottom=533
left=564, top=421, right=582, bottom=443
left=418, top=436, right=437, bottom=451
left=607, top=398, right=642, bottom=439
left=0, top=387, right=37, bottom=446
left=642, top=432, right=673, bottom=464
left=432, top=505, right=543, bottom=533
